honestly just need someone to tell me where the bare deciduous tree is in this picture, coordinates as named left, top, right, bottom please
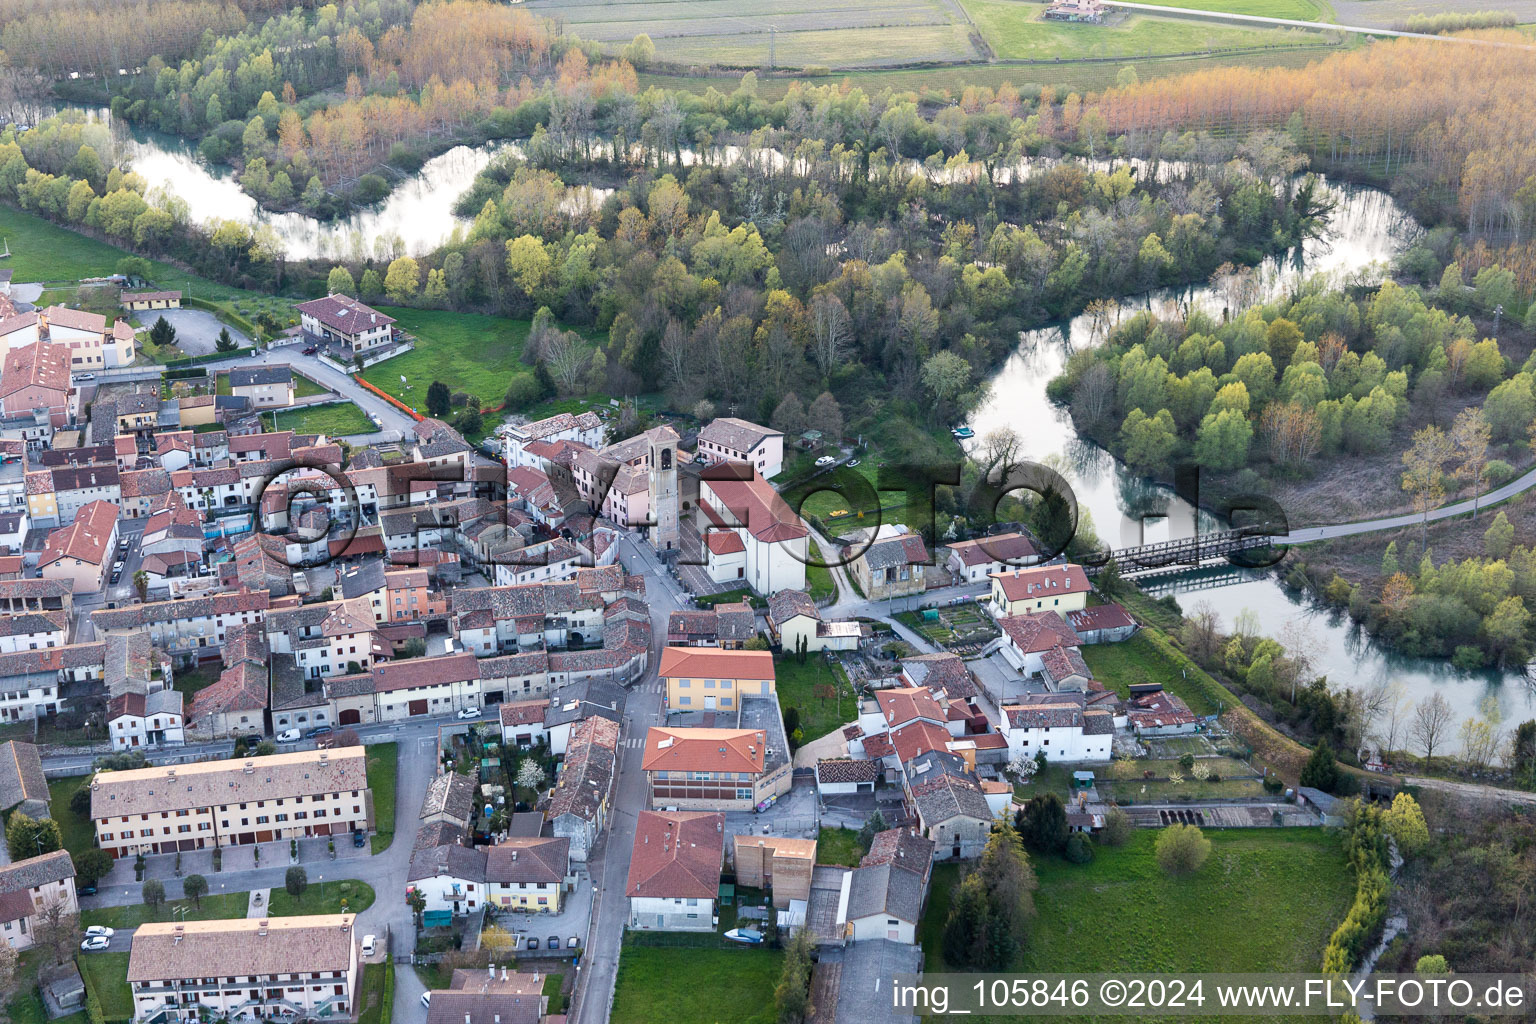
left=1411, top=693, right=1454, bottom=767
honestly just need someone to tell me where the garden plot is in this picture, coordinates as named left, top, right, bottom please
left=896, top=603, right=999, bottom=652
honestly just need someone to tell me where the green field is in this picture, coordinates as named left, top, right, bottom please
left=366, top=743, right=398, bottom=854
left=262, top=402, right=377, bottom=437
left=1080, top=632, right=1218, bottom=715
left=81, top=890, right=249, bottom=930
left=816, top=826, right=867, bottom=866
left=960, top=0, right=1332, bottom=59
left=361, top=308, right=551, bottom=412
left=173, top=663, right=222, bottom=700
left=78, top=953, right=133, bottom=1020
left=268, top=877, right=377, bottom=917
left=775, top=654, right=857, bottom=742
left=921, top=829, right=1353, bottom=978
left=7, top=949, right=88, bottom=1024
left=806, top=538, right=837, bottom=602
left=612, top=947, right=784, bottom=1024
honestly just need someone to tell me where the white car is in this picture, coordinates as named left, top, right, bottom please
left=80, top=935, right=111, bottom=952
left=361, top=934, right=377, bottom=957
left=421, top=993, right=432, bottom=1008
left=84, top=926, right=114, bottom=939
left=276, top=728, right=301, bottom=742
left=456, top=707, right=479, bottom=720
left=815, top=455, right=836, bottom=467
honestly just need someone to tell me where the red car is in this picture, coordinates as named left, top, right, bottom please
left=302, top=346, right=318, bottom=355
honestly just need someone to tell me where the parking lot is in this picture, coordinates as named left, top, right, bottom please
left=500, top=871, right=593, bottom=956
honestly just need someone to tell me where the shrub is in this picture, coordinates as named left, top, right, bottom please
left=1101, top=807, right=1133, bottom=847
left=1154, top=823, right=1211, bottom=877
left=1065, top=833, right=1094, bottom=864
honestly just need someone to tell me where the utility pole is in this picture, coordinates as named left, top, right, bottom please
left=769, top=27, right=775, bottom=72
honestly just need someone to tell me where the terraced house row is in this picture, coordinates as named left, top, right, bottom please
left=89, top=747, right=373, bottom=858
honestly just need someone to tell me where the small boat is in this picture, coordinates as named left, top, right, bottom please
left=724, top=928, right=764, bottom=944
left=951, top=426, right=974, bottom=439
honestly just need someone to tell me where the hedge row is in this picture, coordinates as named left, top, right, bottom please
left=184, top=295, right=260, bottom=339
left=160, top=346, right=255, bottom=368
left=1323, top=805, right=1392, bottom=974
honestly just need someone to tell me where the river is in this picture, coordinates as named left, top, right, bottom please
left=85, top=110, right=1536, bottom=739
left=967, top=177, right=1535, bottom=743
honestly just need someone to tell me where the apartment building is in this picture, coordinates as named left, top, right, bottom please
left=659, top=647, right=775, bottom=714
left=92, top=589, right=271, bottom=660
left=90, top=747, right=372, bottom=858
left=696, top=417, right=784, bottom=478
left=127, top=915, right=361, bottom=1023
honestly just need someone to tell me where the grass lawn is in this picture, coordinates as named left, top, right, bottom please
left=921, top=829, right=1353, bottom=975
left=542, top=973, right=566, bottom=1015
left=959, top=0, right=1328, bottom=60
left=82, top=890, right=249, bottom=930
left=173, top=663, right=222, bottom=700
left=294, top=374, right=329, bottom=398
left=1112, top=582, right=1184, bottom=631
left=262, top=402, right=377, bottom=437
left=268, top=878, right=376, bottom=917
left=1080, top=632, right=1218, bottom=715
left=360, top=308, right=591, bottom=411
left=775, top=654, right=856, bottom=743
left=791, top=460, right=918, bottom=538
left=806, top=538, right=837, bottom=602
left=612, top=947, right=784, bottom=1024
left=367, top=743, right=398, bottom=854
left=355, top=962, right=388, bottom=1024
left=816, top=826, right=866, bottom=866
left=46, top=775, right=97, bottom=861
left=78, top=952, right=133, bottom=1020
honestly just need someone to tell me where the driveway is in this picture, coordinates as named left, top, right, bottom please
left=139, top=308, right=250, bottom=356
left=198, top=348, right=417, bottom=438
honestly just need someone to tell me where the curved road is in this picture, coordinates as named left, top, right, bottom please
left=1282, top=465, right=1536, bottom=544
left=197, top=347, right=420, bottom=438
left=1106, top=1, right=1536, bottom=48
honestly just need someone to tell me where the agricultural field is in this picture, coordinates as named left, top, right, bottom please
left=532, top=0, right=981, bottom=67
left=921, top=829, right=1354, bottom=977
left=959, top=0, right=1335, bottom=59
left=638, top=41, right=1341, bottom=96
left=1131, top=0, right=1333, bottom=18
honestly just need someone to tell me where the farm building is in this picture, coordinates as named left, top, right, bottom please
left=1044, top=0, right=1105, bottom=21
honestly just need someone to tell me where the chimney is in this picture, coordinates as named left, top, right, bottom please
left=488, top=964, right=494, bottom=979
left=502, top=966, right=508, bottom=982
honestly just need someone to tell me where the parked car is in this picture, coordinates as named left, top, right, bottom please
left=420, top=993, right=432, bottom=1009
left=111, top=560, right=124, bottom=573
left=455, top=707, right=479, bottom=720
left=84, top=926, right=114, bottom=939
left=352, top=829, right=367, bottom=848
left=302, top=346, right=318, bottom=355
left=360, top=935, right=376, bottom=957
left=566, top=936, right=580, bottom=949
left=847, top=458, right=861, bottom=467
left=109, top=572, right=121, bottom=585
left=815, top=455, right=836, bottom=467
left=75, top=372, right=94, bottom=381
left=78, top=884, right=97, bottom=897
left=526, top=938, right=539, bottom=950
left=548, top=935, right=559, bottom=950
left=951, top=426, right=974, bottom=439
left=305, top=725, right=332, bottom=739
left=80, top=936, right=110, bottom=952
left=276, top=728, right=301, bottom=742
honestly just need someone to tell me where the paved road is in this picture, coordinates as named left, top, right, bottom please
left=1282, top=465, right=1536, bottom=544
left=1403, top=775, right=1536, bottom=807
left=196, top=347, right=418, bottom=438
left=569, top=532, right=682, bottom=1024
left=140, top=308, right=251, bottom=356
left=1105, top=1, right=1536, bottom=47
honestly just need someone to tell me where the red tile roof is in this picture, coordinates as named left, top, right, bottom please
left=888, top=720, right=953, bottom=764
left=992, top=563, right=1092, bottom=602
left=705, top=530, right=746, bottom=556
left=625, top=810, right=725, bottom=898
left=642, top=726, right=768, bottom=775
left=877, top=687, right=946, bottom=729
left=39, top=501, right=118, bottom=568
left=657, top=647, right=774, bottom=682
left=998, top=611, right=1082, bottom=655
left=948, top=532, right=1037, bottom=567
left=699, top=467, right=807, bottom=544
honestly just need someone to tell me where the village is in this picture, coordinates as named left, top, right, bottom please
left=0, top=271, right=1368, bottom=1024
